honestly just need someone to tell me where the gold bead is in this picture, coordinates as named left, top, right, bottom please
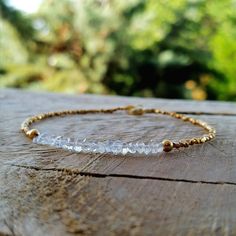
left=201, top=137, right=207, bottom=142
left=189, top=118, right=196, bottom=124
left=175, top=114, right=182, bottom=119
left=209, top=134, right=215, bottom=139
left=162, top=139, right=174, bottom=152
left=182, top=116, right=188, bottom=121
left=26, top=129, right=39, bottom=139
left=127, top=108, right=144, bottom=115
left=124, top=105, right=135, bottom=110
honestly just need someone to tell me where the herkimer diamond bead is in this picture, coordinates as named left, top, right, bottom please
left=110, top=140, right=123, bottom=155
left=127, top=143, right=136, bottom=154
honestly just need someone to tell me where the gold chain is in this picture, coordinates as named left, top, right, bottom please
left=21, top=105, right=216, bottom=153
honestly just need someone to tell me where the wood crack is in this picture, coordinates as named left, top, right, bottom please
left=8, top=164, right=236, bottom=186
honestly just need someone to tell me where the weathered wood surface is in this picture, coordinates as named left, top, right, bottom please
left=0, top=88, right=236, bottom=236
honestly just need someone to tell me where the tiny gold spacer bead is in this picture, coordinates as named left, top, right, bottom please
left=154, top=109, right=161, bottom=114
left=175, top=114, right=182, bottom=119
left=189, top=118, right=196, bottom=124
left=189, top=139, right=195, bottom=145
left=182, top=116, right=188, bottom=121
left=124, top=105, right=136, bottom=110
left=26, top=129, right=40, bottom=139
left=162, top=139, right=174, bottom=152
left=127, top=108, right=144, bottom=115
left=201, top=137, right=207, bottom=142
left=209, top=134, right=215, bottom=139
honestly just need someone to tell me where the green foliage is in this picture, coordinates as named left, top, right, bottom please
left=0, top=0, right=34, bottom=41
left=208, top=1, right=236, bottom=100
left=0, top=0, right=236, bottom=100
left=0, top=19, right=28, bottom=67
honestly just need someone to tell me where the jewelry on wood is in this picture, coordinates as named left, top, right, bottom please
left=21, top=106, right=216, bottom=155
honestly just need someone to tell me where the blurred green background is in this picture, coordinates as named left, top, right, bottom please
left=0, top=0, right=236, bottom=100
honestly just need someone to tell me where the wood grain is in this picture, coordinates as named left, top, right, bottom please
left=0, top=88, right=236, bottom=236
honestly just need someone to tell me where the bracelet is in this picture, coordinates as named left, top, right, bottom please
left=21, top=105, right=216, bottom=155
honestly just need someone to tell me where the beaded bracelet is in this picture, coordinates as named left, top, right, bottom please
left=21, top=105, right=216, bottom=155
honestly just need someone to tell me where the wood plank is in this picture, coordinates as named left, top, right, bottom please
left=1, top=88, right=236, bottom=115
left=1, top=89, right=236, bottom=183
left=1, top=88, right=236, bottom=235
left=0, top=166, right=236, bottom=236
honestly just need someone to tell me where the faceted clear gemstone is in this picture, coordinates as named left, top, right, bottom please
left=36, top=133, right=51, bottom=145
left=81, top=139, right=91, bottom=153
left=150, top=142, right=162, bottom=154
left=143, top=144, right=151, bottom=155
left=46, top=136, right=55, bottom=145
left=32, top=136, right=38, bottom=143
left=74, top=139, right=83, bottom=152
left=52, top=136, right=63, bottom=147
left=33, top=133, right=45, bottom=144
left=59, top=138, right=68, bottom=148
left=47, top=135, right=56, bottom=145
left=121, top=145, right=129, bottom=155
left=136, top=142, right=145, bottom=154
left=74, top=145, right=82, bottom=153
left=37, top=133, right=48, bottom=144
left=104, top=140, right=113, bottom=153
left=34, top=134, right=162, bottom=156
left=89, top=142, right=98, bottom=153
left=34, top=133, right=65, bottom=147
left=62, top=138, right=74, bottom=151
left=32, top=137, right=37, bottom=143
left=157, top=144, right=163, bottom=153
left=96, top=142, right=105, bottom=154
left=127, top=143, right=136, bottom=154
left=110, top=140, right=123, bottom=155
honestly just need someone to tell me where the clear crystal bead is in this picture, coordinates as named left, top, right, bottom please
left=136, top=142, right=145, bottom=154
left=47, top=135, right=56, bottom=145
left=62, top=138, right=74, bottom=151
left=89, top=142, right=98, bottom=153
left=33, top=133, right=45, bottom=144
left=127, top=143, right=136, bottom=154
left=110, top=140, right=123, bottom=155
left=74, top=139, right=82, bottom=152
left=96, top=142, right=105, bottom=154
left=121, top=145, right=129, bottom=155
left=35, top=133, right=51, bottom=145
left=150, top=142, right=162, bottom=154
left=143, top=144, right=151, bottom=155
left=104, top=140, right=112, bottom=153
left=52, top=136, right=63, bottom=147
left=81, top=139, right=91, bottom=153
left=34, top=134, right=162, bottom=156
left=74, top=145, right=82, bottom=152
